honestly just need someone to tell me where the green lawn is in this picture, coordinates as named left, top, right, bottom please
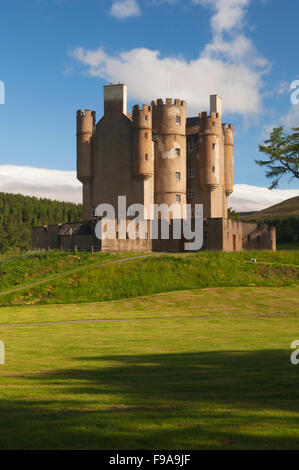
left=0, top=250, right=298, bottom=306
left=0, top=287, right=299, bottom=450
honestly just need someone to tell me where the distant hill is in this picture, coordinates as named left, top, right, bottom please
left=240, top=196, right=299, bottom=220
left=0, top=192, right=82, bottom=253
left=239, top=196, right=299, bottom=244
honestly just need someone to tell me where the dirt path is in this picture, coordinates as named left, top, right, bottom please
left=0, top=254, right=161, bottom=297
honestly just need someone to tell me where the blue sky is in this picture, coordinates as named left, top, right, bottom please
left=0, top=0, right=298, bottom=206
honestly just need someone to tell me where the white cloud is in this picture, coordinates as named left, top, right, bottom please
left=192, top=0, right=250, bottom=33
left=0, top=165, right=82, bottom=204
left=229, top=184, right=299, bottom=212
left=1, top=166, right=298, bottom=214
left=281, top=104, right=299, bottom=130
left=110, top=0, right=141, bottom=19
left=71, top=0, right=268, bottom=116
left=72, top=39, right=267, bottom=115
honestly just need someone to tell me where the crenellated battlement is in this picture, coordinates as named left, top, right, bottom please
left=76, top=109, right=96, bottom=135
left=132, top=103, right=152, bottom=128
left=132, top=104, right=152, bottom=113
left=151, top=98, right=186, bottom=108
left=199, top=110, right=222, bottom=135
left=199, top=111, right=221, bottom=120
left=77, top=109, right=96, bottom=118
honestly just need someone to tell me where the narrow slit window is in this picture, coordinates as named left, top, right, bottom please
left=145, top=132, right=148, bottom=139
left=144, top=115, right=148, bottom=121
left=145, top=153, right=148, bottom=160
left=175, top=172, right=181, bottom=181
left=176, top=116, right=181, bottom=125
left=176, top=195, right=181, bottom=203
left=175, top=148, right=181, bottom=156
left=212, top=143, right=216, bottom=149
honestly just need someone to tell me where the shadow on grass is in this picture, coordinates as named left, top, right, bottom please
left=1, top=349, right=299, bottom=449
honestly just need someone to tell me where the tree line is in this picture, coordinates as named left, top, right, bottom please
left=0, top=192, right=82, bottom=253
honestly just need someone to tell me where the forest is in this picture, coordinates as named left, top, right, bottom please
left=0, top=192, right=82, bottom=253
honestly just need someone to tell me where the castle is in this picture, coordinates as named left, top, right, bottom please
left=32, top=83, right=276, bottom=252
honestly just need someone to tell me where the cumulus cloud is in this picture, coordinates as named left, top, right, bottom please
left=1, top=166, right=298, bottom=213
left=229, top=184, right=299, bottom=212
left=110, top=0, right=141, bottom=19
left=71, top=0, right=268, bottom=116
left=72, top=40, right=266, bottom=115
left=0, top=165, right=82, bottom=204
left=192, top=0, right=250, bottom=33
left=281, top=104, right=299, bottom=130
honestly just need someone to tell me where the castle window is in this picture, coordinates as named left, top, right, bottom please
left=188, top=140, right=194, bottom=152
left=212, top=121, right=215, bottom=127
left=176, top=116, right=181, bottom=125
left=175, top=172, right=181, bottom=181
left=144, top=115, right=148, bottom=121
left=257, top=235, right=261, bottom=243
left=176, top=195, right=181, bottom=203
left=145, top=153, right=148, bottom=160
left=187, top=189, right=194, bottom=198
left=145, top=132, right=148, bottom=139
left=188, top=168, right=195, bottom=178
left=212, top=166, right=216, bottom=173
left=247, top=235, right=251, bottom=242
left=175, top=148, right=181, bottom=156
left=212, top=143, right=216, bottom=149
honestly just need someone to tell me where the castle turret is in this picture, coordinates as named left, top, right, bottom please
left=132, top=104, right=153, bottom=180
left=198, top=95, right=223, bottom=193
left=76, top=109, right=95, bottom=220
left=223, top=123, right=234, bottom=196
left=152, top=98, right=187, bottom=213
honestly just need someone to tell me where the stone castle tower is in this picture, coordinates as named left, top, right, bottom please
left=76, top=83, right=233, bottom=222
left=30, top=83, right=276, bottom=253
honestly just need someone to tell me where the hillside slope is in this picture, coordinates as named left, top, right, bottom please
left=241, top=195, right=299, bottom=219
left=0, top=250, right=298, bottom=307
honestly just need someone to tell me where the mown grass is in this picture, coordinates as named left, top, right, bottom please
left=0, top=250, right=298, bottom=307
left=0, top=287, right=299, bottom=450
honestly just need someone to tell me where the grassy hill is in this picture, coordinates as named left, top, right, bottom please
left=240, top=196, right=299, bottom=247
left=241, top=195, right=299, bottom=220
left=0, top=250, right=298, bottom=307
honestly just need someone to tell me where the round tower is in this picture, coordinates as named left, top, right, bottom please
left=77, top=109, right=95, bottom=183
left=223, top=123, right=234, bottom=196
left=152, top=98, right=187, bottom=211
left=198, top=111, right=222, bottom=192
left=76, top=109, right=95, bottom=220
left=132, top=104, right=153, bottom=180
